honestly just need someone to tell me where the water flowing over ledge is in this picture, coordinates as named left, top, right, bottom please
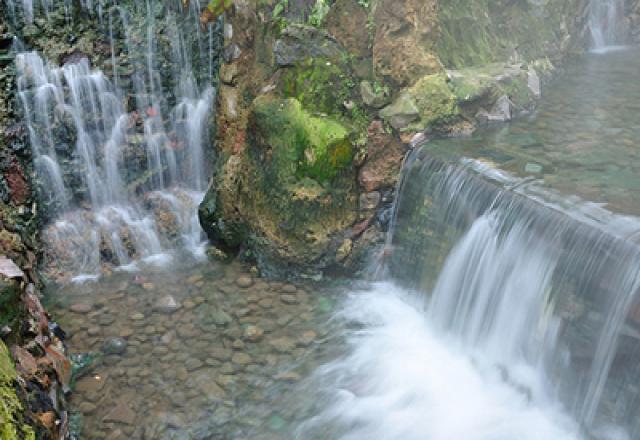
left=297, top=47, right=640, bottom=439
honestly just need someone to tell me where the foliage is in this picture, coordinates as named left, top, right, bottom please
left=308, top=0, right=330, bottom=27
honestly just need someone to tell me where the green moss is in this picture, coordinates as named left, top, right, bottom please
left=435, top=0, right=580, bottom=69
left=207, top=0, right=233, bottom=16
left=282, top=57, right=355, bottom=118
left=0, top=281, right=22, bottom=332
left=251, top=97, right=353, bottom=184
left=409, top=74, right=459, bottom=126
left=0, top=340, right=35, bottom=440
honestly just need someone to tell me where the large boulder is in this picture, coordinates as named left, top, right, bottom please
left=200, top=97, right=358, bottom=277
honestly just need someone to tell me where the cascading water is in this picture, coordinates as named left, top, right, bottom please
left=590, top=0, right=628, bottom=50
left=12, top=0, right=220, bottom=281
left=299, top=152, right=640, bottom=439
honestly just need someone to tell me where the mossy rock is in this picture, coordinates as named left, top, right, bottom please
left=436, top=0, right=588, bottom=69
left=448, top=64, right=534, bottom=115
left=0, top=340, right=35, bottom=440
left=0, top=280, right=22, bottom=333
left=281, top=56, right=367, bottom=128
left=250, top=96, right=353, bottom=185
left=380, top=73, right=459, bottom=131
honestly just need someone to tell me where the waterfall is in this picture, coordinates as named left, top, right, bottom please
left=590, top=0, right=628, bottom=50
left=14, top=0, right=220, bottom=281
left=392, top=156, right=640, bottom=435
left=302, top=153, right=640, bottom=439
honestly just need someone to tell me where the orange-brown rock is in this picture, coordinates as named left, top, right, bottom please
left=358, top=121, right=407, bottom=192
left=372, top=0, right=442, bottom=87
left=325, top=0, right=371, bottom=58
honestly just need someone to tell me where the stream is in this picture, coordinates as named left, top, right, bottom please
left=6, top=0, right=640, bottom=439
left=48, top=47, right=640, bottom=440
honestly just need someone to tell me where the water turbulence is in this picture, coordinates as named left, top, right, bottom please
left=300, top=150, right=640, bottom=439
left=14, top=0, right=219, bottom=281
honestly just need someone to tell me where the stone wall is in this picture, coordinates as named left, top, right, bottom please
left=199, top=0, right=596, bottom=278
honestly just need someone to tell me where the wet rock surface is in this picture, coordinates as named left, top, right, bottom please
left=51, top=260, right=342, bottom=439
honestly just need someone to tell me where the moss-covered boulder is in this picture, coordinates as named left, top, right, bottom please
left=200, top=96, right=357, bottom=277
left=0, top=340, right=35, bottom=440
left=281, top=57, right=360, bottom=122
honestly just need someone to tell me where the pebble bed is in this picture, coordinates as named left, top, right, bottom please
left=49, top=260, right=343, bottom=439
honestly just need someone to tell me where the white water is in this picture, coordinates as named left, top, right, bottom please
left=590, top=0, right=628, bottom=50
left=299, top=283, right=582, bottom=440
left=14, top=0, right=218, bottom=280
left=301, top=154, right=640, bottom=439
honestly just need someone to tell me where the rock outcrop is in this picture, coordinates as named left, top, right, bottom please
left=200, top=0, right=597, bottom=278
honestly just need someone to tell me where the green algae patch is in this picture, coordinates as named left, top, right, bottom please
left=251, top=97, right=353, bottom=184
left=0, top=340, right=35, bottom=440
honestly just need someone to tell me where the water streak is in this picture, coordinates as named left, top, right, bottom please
left=590, top=0, right=628, bottom=50
left=304, top=153, right=640, bottom=439
left=15, top=0, right=219, bottom=280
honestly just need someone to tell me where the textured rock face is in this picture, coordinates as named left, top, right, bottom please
left=373, top=0, right=441, bottom=87
left=436, top=0, right=590, bottom=68
left=201, top=0, right=602, bottom=277
left=358, top=121, right=406, bottom=193
left=324, top=0, right=370, bottom=59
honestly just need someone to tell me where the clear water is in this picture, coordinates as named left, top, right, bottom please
left=428, top=48, right=640, bottom=220
left=50, top=260, right=343, bottom=439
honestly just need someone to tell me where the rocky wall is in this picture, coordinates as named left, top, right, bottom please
left=199, top=0, right=600, bottom=278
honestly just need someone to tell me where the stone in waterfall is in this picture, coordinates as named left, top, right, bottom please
left=490, top=95, right=514, bottom=122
